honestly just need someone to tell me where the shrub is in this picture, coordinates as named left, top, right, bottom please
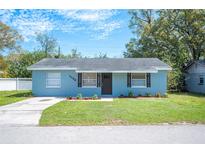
left=76, top=93, right=82, bottom=99
left=84, top=97, right=89, bottom=100
left=145, top=93, right=152, bottom=97
left=168, top=69, right=184, bottom=92
left=164, top=93, right=168, bottom=98
left=156, top=92, right=161, bottom=97
left=128, top=91, right=134, bottom=97
left=138, top=93, right=142, bottom=97
left=68, top=96, right=72, bottom=99
left=92, top=94, right=98, bottom=100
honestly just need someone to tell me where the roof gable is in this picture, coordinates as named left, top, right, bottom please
left=184, top=60, right=205, bottom=72
left=185, top=60, right=205, bottom=73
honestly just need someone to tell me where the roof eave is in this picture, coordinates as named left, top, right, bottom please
left=76, top=70, right=158, bottom=73
left=155, top=67, right=172, bottom=71
left=27, top=67, right=77, bottom=71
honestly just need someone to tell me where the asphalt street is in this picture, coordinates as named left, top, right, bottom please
left=0, top=125, right=205, bottom=144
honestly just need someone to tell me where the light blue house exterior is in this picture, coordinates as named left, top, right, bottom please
left=28, top=58, right=171, bottom=97
left=185, top=60, right=205, bottom=94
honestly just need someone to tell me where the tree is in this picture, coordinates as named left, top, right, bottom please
left=125, top=10, right=205, bottom=61
left=36, top=33, right=58, bottom=57
left=0, top=21, right=22, bottom=53
left=0, top=55, right=6, bottom=70
left=167, top=10, right=205, bottom=60
left=124, top=10, right=205, bottom=91
left=7, top=51, right=46, bottom=78
left=95, top=52, right=108, bottom=58
left=54, top=46, right=66, bottom=58
left=0, top=55, right=7, bottom=77
left=67, top=49, right=82, bottom=58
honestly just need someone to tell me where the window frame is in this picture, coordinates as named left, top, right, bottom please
left=199, top=75, right=204, bottom=85
left=46, top=72, right=61, bottom=88
left=82, top=73, right=97, bottom=88
left=131, top=73, right=147, bottom=88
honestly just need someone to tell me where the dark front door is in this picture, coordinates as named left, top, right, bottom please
left=102, top=73, right=112, bottom=95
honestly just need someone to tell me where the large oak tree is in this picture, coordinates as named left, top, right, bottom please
left=124, top=10, right=205, bottom=90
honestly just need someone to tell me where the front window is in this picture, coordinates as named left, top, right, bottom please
left=46, top=72, right=61, bottom=88
left=131, top=73, right=146, bottom=87
left=82, top=73, right=97, bottom=87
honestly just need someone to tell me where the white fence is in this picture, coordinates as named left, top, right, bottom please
left=0, top=78, right=32, bottom=91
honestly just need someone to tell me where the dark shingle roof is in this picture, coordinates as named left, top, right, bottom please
left=28, top=58, right=171, bottom=72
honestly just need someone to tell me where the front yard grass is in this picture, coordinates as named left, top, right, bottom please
left=40, top=93, right=205, bottom=126
left=0, top=90, right=32, bottom=106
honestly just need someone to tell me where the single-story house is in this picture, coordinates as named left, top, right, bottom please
left=184, top=60, right=205, bottom=94
left=27, top=58, right=172, bottom=97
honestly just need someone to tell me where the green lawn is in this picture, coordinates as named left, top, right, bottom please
left=40, top=92, right=205, bottom=126
left=0, top=90, right=32, bottom=106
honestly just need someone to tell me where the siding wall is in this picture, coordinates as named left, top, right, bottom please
left=32, top=70, right=168, bottom=97
left=185, top=62, right=205, bottom=94
left=32, top=70, right=101, bottom=97
left=185, top=73, right=205, bottom=94
left=112, top=71, right=167, bottom=97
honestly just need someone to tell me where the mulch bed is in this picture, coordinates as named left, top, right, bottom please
left=118, top=96, right=163, bottom=98
left=66, top=97, right=100, bottom=101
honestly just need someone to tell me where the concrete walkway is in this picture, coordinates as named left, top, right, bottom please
left=0, top=97, right=64, bottom=126
left=0, top=125, right=205, bottom=143
left=100, top=98, right=113, bottom=101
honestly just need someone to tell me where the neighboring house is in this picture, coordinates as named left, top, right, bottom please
left=184, top=60, right=205, bottom=94
left=27, top=58, right=171, bottom=97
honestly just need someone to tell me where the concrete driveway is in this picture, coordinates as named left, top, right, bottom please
left=0, top=97, right=64, bottom=126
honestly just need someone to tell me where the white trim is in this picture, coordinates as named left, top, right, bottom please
left=46, top=85, right=61, bottom=88
left=27, top=67, right=77, bottom=71
left=131, top=86, right=147, bottom=88
left=82, top=73, right=97, bottom=88
left=76, top=70, right=158, bottom=73
left=131, top=73, right=147, bottom=88
left=28, top=67, right=171, bottom=71
left=81, top=86, right=98, bottom=88
left=155, top=67, right=172, bottom=70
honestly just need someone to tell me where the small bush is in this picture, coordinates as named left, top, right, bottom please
left=76, top=93, right=82, bottom=99
left=156, top=92, right=161, bottom=97
left=138, top=93, right=142, bottom=97
left=164, top=93, right=168, bottom=98
left=92, top=94, right=98, bottom=100
left=145, top=93, right=152, bottom=97
left=68, top=96, right=72, bottom=99
left=128, top=91, right=134, bottom=97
